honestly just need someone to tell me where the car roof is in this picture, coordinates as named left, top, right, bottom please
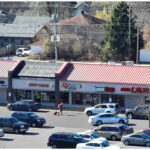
left=96, top=123, right=125, bottom=128
left=52, top=132, right=76, bottom=136
left=20, top=99, right=34, bottom=102
left=13, top=112, right=34, bottom=115
left=86, top=140, right=103, bottom=144
left=0, top=117, right=14, bottom=119
left=97, top=113, right=114, bottom=116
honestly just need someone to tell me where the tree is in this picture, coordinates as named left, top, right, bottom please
left=100, top=2, right=143, bottom=62
left=95, top=8, right=110, bottom=21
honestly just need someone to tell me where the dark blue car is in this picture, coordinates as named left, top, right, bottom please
left=7, top=100, right=40, bottom=112
left=0, top=117, right=29, bottom=134
left=11, top=112, right=46, bottom=127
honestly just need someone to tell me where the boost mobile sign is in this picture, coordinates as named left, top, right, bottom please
left=61, top=83, right=81, bottom=90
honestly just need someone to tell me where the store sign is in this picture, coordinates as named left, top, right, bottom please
left=120, top=87, right=150, bottom=93
left=61, top=83, right=81, bottom=90
left=95, top=86, right=115, bottom=92
left=0, top=80, right=7, bottom=87
left=29, top=83, right=50, bottom=88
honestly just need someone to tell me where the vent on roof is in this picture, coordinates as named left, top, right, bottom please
left=107, top=60, right=116, bottom=65
left=122, top=61, right=134, bottom=66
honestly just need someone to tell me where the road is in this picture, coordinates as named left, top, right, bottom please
left=0, top=106, right=150, bottom=149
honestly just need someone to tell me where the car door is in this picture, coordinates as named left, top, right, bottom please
left=130, top=135, right=145, bottom=145
left=3, top=119, right=12, bottom=132
left=93, top=104, right=102, bottom=114
left=15, top=101, right=24, bottom=110
left=0, top=118, right=4, bottom=130
left=66, top=135, right=77, bottom=148
left=134, top=107, right=144, bottom=118
left=96, top=127, right=109, bottom=139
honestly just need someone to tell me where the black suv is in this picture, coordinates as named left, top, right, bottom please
left=0, top=117, right=29, bottom=134
left=126, top=105, right=149, bottom=119
left=7, top=99, right=39, bottom=111
left=47, top=132, right=89, bottom=148
left=11, top=112, right=46, bottom=127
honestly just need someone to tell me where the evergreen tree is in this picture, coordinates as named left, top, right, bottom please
left=100, top=2, right=143, bottom=62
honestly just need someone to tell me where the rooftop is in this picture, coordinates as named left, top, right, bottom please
left=60, top=63, right=150, bottom=85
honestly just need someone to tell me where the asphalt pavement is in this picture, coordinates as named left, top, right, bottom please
left=0, top=106, right=150, bottom=149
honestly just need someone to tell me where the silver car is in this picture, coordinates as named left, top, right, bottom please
left=0, top=129, right=4, bottom=137
left=92, top=124, right=133, bottom=141
left=88, top=113, right=128, bottom=126
left=121, top=133, right=150, bottom=147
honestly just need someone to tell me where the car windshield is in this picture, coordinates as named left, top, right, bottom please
left=10, top=118, right=19, bottom=123
left=74, top=134, right=83, bottom=140
left=90, top=133, right=100, bottom=138
left=109, top=105, right=114, bottom=108
left=101, top=142, right=109, bottom=147
left=30, top=113, right=38, bottom=118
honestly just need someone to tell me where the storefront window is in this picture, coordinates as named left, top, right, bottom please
left=60, top=92, right=69, bottom=104
left=101, top=94, right=124, bottom=107
left=40, top=92, right=55, bottom=103
left=72, top=93, right=99, bottom=105
left=145, top=96, right=150, bottom=104
left=72, top=93, right=83, bottom=105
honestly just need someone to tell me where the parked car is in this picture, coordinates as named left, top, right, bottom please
left=88, top=113, right=128, bottom=126
left=11, top=112, right=46, bottom=127
left=7, top=99, right=40, bottom=111
left=16, top=48, right=31, bottom=56
left=76, top=140, right=120, bottom=149
left=121, top=133, right=150, bottom=147
left=0, top=129, right=4, bottom=137
left=126, top=105, right=149, bottom=119
left=92, top=124, right=134, bottom=141
left=0, top=117, right=29, bottom=134
left=47, top=132, right=89, bottom=148
left=84, top=103, right=120, bottom=116
left=78, top=131, right=108, bottom=143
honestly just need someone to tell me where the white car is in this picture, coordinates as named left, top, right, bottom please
left=84, top=103, right=120, bottom=116
left=76, top=140, right=120, bottom=149
left=0, top=129, right=4, bottom=137
left=78, top=131, right=108, bottom=143
left=88, top=113, right=128, bottom=126
left=16, top=48, right=31, bottom=56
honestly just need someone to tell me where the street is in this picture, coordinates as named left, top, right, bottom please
left=0, top=106, right=150, bottom=149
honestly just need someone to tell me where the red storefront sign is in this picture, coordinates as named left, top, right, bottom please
left=95, top=87, right=115, bottom=92
left=0, top=81, right=5, bottom=84
left=29, top=83, right=50, bottom=88
left=120, top=87, right=149, bottom=93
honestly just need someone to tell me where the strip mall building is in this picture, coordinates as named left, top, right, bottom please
left=0, top=60, right=150, bottom=111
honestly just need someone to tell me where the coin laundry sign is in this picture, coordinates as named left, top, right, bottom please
left=120, top=87, right=150, bottom=93
left=61, top=83, right=81, bottom=90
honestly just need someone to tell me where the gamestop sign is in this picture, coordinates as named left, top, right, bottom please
left=61, top=83, right=81, bottom=90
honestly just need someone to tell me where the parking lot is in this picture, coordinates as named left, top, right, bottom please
left=0, top=106, right=150, bottom=149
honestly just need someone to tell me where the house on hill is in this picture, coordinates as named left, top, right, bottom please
left=58, top=12, right=107, bottom=43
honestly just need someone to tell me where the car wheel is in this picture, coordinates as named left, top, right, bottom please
left=14, top=128, right=20, bottom=134
left=9, top=106, right=13, bottom=111
left=28, top=107, right=32, bottom=111
left=127, top=113, right=134, bottom=119
left=86, top=111, right=92, bottom=116
left=96, top=120, right=102, bottom=126
left=52, top=144, right=57, bottom=149
left=124, top=140, right=130, bottom=146
left=146, top=142, right=150, bottom=147
left=31, top=123, right=36, bottom=127
left=119, top=120, right=125, bottom=124
left=111, top=135, right=117, bottom=141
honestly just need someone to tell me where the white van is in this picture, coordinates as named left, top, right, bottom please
left=16, top=48, right=31, bottom=56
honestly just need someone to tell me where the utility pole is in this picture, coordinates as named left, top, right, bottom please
left=136, top=27, right=139, bottom=64
left=128, top=3, right=131, bottom=60
left=54, top=2, right=58, bottom=61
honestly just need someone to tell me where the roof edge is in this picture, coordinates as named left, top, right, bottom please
left=56, top=62, right=70, bottom=75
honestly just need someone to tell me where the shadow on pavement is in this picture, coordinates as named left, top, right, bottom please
left=0, top=137, right=14, bottom=141
left=41, top=126, right=55, bottom=129
left=127, top=123, right=136, bottom=126
left=24, top=132, right=39, bottom=135
left=37, top=110, right=49, bottom=113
